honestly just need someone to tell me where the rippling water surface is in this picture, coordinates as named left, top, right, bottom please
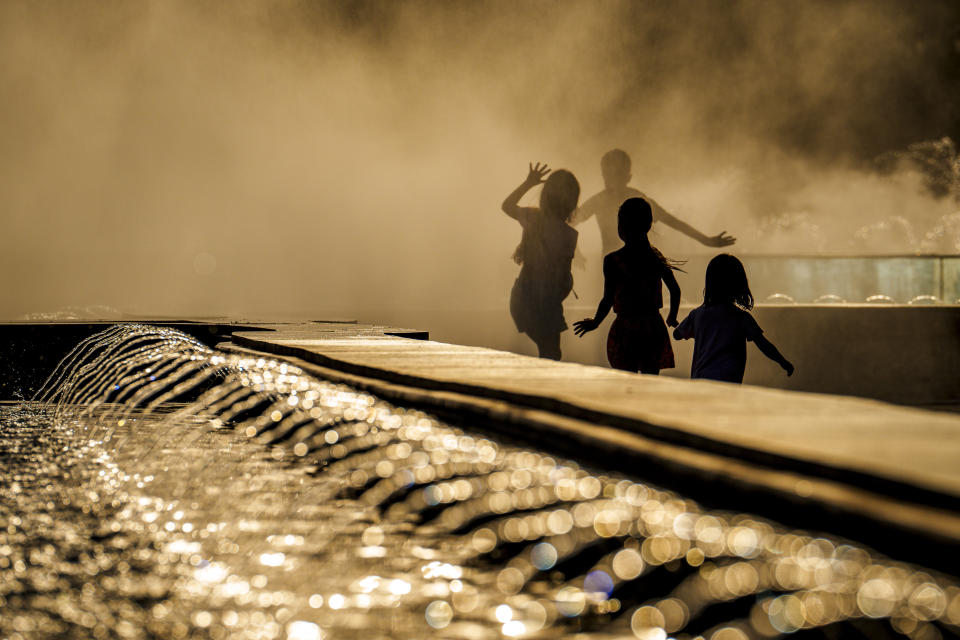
left=2, top=325, right=959, bottom=639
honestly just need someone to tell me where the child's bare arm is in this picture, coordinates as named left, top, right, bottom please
left=651, top=197, right=736, bottom=247
left=574, top=256, right=615, bottom=336
left=570, top=192, right=600, bottom=226
left=502, top=162, right=550, bottom=220
left=754, top=334, right=794, bottom=376
left=662, top=267, right=681, bottom=327
left=573, top=298, right=612, bottom=336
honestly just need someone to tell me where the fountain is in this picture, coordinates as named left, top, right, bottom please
left=1, top=324, right=958, bottom=639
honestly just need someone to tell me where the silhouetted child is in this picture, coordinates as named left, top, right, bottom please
left=673, top=253, right=794, bottom=383
left=572, top=149, right=736, bottom=257
left=502, top=162, right=580, bottom=360
left=573, top=197, right=680, bottom=374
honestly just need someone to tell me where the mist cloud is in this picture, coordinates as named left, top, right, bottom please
left=1, top=0, right=958, bottom=320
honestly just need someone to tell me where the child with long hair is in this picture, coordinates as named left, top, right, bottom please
left=573, top=197, right=681, bottom=374
left=502, top=162, right=580, bottom=360
left=673, top=253, right=794, bottom=383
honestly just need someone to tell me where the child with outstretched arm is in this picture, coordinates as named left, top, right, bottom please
left=573, top=197, right=681, bottom=375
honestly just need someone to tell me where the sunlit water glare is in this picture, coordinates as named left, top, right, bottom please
left=1, top=325, right=958, bottom=639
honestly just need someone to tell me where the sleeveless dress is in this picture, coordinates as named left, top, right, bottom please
left=605, top=249, right=675, bottom=372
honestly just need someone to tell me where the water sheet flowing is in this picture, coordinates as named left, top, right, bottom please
left=2, top=324, right=958, bottom=639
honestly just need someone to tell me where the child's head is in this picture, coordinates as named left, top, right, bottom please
left=601, top=149, right=631, bottom=188
left=617, top=197, right=653, bottom=244
left=704, top=253, right=754, bottom=310
left=539, top=169, right=580, bottom=222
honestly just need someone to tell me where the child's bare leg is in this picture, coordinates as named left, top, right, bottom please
left=534, top=333, right=562, bottom=361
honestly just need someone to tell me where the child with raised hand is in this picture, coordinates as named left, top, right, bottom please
left=502, top=162, right=580, bottom=360
left=573, top=197, right=681, bottom=375
left=673, top=253, right=794, bottom=383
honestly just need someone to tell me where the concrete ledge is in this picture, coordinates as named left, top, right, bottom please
left=231, top=325, right=960, bottom=506
left=3, top=320, right=957, bottom=571
left=382, top=304, right=960, bottom=406
left=221, top=329, right=960, bottom=573
left=736, top=304, right=960, bottom=404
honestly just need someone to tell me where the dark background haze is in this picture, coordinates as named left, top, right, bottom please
left=1, top=0, right=959, bottom=329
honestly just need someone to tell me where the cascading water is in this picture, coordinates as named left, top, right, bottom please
left=2, top=324, right=958, bottom=639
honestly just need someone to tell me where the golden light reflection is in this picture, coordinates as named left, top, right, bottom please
left=502, top=619, right=525, bottom=636
left=555, top=586, right=586, bottom=617
left=612, top=548, right=645, bottom=580
left=497, top=567, right=525, bottom=594
left=388, top=579, right=411, bottom=596
left=259, top=552, right=286, bottom=567
left=286, top=620, right=322, bottom=640
left=14, top=325, right=959, bottom=640
left=452, top=584, right=480, bottom=613
left=425, top=600, right=453, bottom=629
left=857, top=577, right=899, bottom=618
left=710, top=626, right=749, bottom=640
left=631, top=605, right=667, bottom=640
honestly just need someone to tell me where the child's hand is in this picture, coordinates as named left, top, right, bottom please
left=526, top=162, right=551, bottom=185
left=665, top=314, right=678, bottom=328
left=783, top=361, right=795, bottom=376
left=573, top=318, right=598, bottom=337
left=706, top=231, right=736, bottom=247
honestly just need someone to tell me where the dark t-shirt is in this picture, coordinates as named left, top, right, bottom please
left=674, top=303, right=763, bottom=383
